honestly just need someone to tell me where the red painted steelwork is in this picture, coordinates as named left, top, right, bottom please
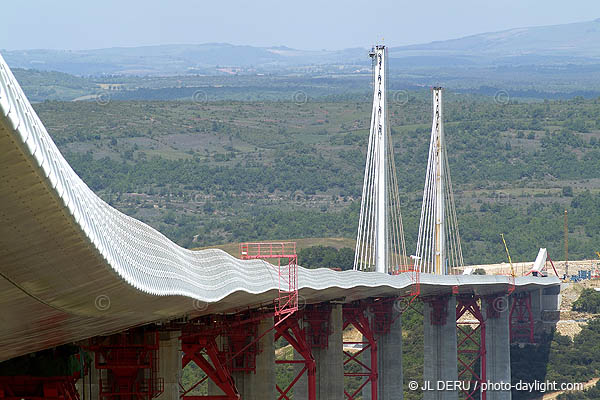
left=424, top=296, right=449, bottom=326
left=0, top=376, right=80, bottom=400
left=179, top=313, right=268, bottom=400
left=180, top=332, right=239, bottom=400
left=89, top=330, right=164, bottom=400
left=239, top=242, right=298, bottom=316
left=274, top=313, right=316, bottom=400
left=222, top=321, right=258, bottom=373
left=456, top=296, right=486, bottom=400
left=509, top=292, right=535, bottom=343
left=546, top=255, right=560, bottom=277
left=370, top=299, right=394, bottom=336
left=304, top=304, right=331, bottom=349
left=343, top=301, right=377, bottom=400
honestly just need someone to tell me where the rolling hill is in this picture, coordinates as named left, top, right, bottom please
left=4, top=19, right=600, bottom=76
left=390, top=18, right=600, bottom=65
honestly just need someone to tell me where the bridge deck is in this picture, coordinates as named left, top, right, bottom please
left=0, top=54, right=559, bottom=362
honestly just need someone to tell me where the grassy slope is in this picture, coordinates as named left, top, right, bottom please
left=33, top=96, right=600, bottom=265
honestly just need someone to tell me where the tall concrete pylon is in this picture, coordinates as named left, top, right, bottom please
left=354, top=45, right=407, bottom=273
left=415, top=88, right=464, bottom=274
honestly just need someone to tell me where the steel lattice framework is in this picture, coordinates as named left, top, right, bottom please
left=354, top=45, right=408, bottom=274
left=415, top=88, right=464, bottom=274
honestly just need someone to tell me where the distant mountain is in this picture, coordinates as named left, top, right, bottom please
left=1, top=44, right=367, bottom=76
left=389, top=18, right=600, bottom=65
left=2, top=19, right=600, bottom=76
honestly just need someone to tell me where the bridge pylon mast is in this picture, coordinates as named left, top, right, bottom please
left=354, top=45, right=407, bottom=273
left=415, top=87, right=464, bottom=274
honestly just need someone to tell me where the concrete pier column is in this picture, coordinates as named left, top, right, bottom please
left=314, top=304, right=344, bottom=400
left=232, top=317, right=276, bottom=400
left=295, top=304, right=344, bottom=400
left=530, top=289, right=542, bottom=322
left=483, top=296, right=512, bottom=400
left=423, top=295, right=458, bottom=400
left=157, top=331, right=181, bottom=400
left=378, top=308, right=403, bottom=400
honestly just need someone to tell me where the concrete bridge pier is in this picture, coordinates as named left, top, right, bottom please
left=483, top=296, right=512, bottom=400
left=314, top=304, right=344, bottom=399
left=363, top=306, right=403, bottom=400
left=295, top=304, right=344, bottom=400
left=528, top=286, right=561, bottom=337
left=377, top=307, right=403, bottom=400
left=423, top=295, right=458, bottom=400
left=375, top=307, right=403, bottom=400
left=530, top=288, right=543, bottom=330
left=157, top=331, right=182, bottom=400
left=232, top=316, right=276, bottom=400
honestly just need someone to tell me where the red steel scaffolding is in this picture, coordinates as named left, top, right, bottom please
left=239, top=242, right=298, bottom=316
left=88, top=330, right=164, bottom=400
left=509, top=292, right=535, bottom=343
left=179, top=313, right=268, bottom=400
left=274, top=312, right=317, bottom=400
left=456, top=296, right=486, bottom=400
left=343, top=301, right=378, bottom=400
left=0, top=376, right=81, bottom=400
left=0, top=347, right=83, bottom=400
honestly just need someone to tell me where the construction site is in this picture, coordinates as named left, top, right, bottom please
left=0, top=41, right=593, bottom=400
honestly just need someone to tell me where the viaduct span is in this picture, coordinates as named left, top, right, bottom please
left=0, top=48, right=560, bottom=400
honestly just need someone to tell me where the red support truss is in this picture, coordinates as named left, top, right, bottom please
left=179, top=313, right=269, bottom=400
left=274, top=313, right=316, bottom=400
left=304, top=304, right=331, bottom=349
left=509, top=292, right=535, bottom=344
left=456, top=296, right=486, bottom=400
left=0, top=376, right=80, bottom=400
left=240, top=242, right=298, bottom=316
left=343, top=301, right=377, bottom=400
left=222, top=320, right=259, bottom=374
left=88, top=330, right=164, bottom=400
left=181, top=333, right=239, bottom=400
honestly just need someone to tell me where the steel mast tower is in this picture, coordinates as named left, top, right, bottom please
left=433, top=88, right=445, bottom=275
left=354, top=45, right=407, bottom=273
left=415, top=87, right=464, bottom=274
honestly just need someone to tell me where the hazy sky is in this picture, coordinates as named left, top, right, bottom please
left=1, top=0, right=599, bottom=51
